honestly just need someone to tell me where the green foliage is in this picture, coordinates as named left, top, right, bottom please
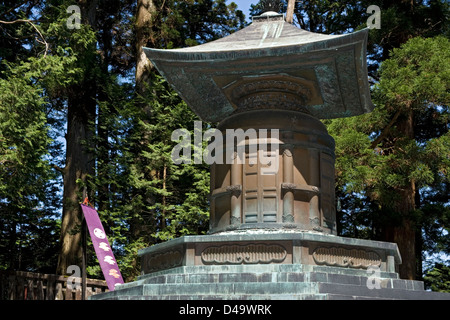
left=329, top=36, right=449, bottom=196
left=424, top=263, right=450, bottom=292
left=124, top=76, right=211, bottom=242
left=375, top=36, right=450, bottom=110
left=0, top=54, right=68, bottom=271
left=0, top=1, right=100, bottom=273
left=149, top=0, right=246, bottom=49
left=329, top=35, right=450, bottom=281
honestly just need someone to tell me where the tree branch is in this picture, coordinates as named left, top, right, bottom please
left=53, top=164, right=66, bottom=175
left=0, top=19, right=48, bottom=57
left=370, top=109, right=402, bottom=149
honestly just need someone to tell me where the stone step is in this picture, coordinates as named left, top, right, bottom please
left=128, top=269, right=417, bottom=294
left=325, top=294, right=397, bottom=300
left=102, top=293, right=330, bottom=300
left=92, top=276, right=446, bottom=300
left=90, top=263, right=449, bottom=300
left=317, top=282, right=446, bottom=300
left=99, top=275, right=426, bottom=299
left=135, top=271, right=306, bottom=285
left=102, top=282, right=318, bottom=298
left=127, top=282, right=320, bottom=296
left=138, top=264, right=399, bottom=280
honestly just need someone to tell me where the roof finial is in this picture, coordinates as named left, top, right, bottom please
left=252, top=0, right=284, bottom=22
left=260, top=0, right=283, bottom=14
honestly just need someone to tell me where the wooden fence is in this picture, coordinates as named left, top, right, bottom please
left=0, top=270, right=109, bottom=300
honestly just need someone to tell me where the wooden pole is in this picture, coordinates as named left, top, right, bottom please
left=286, top=0, right=295, bottom=24
left=81, top=188, right=87, bottom=300
left=81, top=215, right=87, bottom=300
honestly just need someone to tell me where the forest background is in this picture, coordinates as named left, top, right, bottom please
left=0, top=0, right=449, bottom=292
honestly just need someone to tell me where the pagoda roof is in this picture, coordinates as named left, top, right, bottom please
left=144, top=13, right=373, bottom=122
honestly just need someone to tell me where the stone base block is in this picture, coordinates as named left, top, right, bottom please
left=90, top=231, right=450, bottom=300
left=90, top=263, right=450, bottom=300
left=138, top=231, right=401, bottom=274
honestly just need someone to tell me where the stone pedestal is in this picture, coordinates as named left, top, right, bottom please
left=90, top=231, right=450, bottom=300
left=137, top=231, right=400, bottom=274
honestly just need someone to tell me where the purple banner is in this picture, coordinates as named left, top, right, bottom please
left=81, top=204, right=124, bottom=291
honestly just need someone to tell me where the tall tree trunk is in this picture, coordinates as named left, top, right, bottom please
left=390, top=183, right=417, bottom=280
left=56, top=0, right=98, bottom=275
left=56, top=84, right=96, bottom=275
left=380, top=109, right=417, bottom=280
left=135, top=0, right=155, bottom=94
left=381, top=192, right=416, bottom=280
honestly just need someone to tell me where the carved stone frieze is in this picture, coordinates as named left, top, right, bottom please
left=144, top=250, right=183, bottom=272
left=236, top=93, right=311, bottom=114
left=231, top=79, right=313, bottom=105
left=201, top=244, right=287, bottom=265
left=220, top=74, right=321, bottom=115
left=312, top=246, right=381, bottom=269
